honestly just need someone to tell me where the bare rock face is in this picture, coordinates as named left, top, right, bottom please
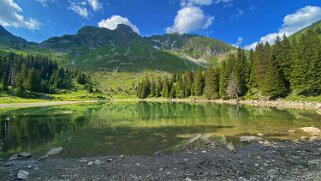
left=240, top=136, right=263, bottom=143
left=300, top=127, right=321, bottom=136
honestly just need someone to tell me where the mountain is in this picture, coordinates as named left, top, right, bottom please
left=147, top=33, right=235, bottom=64
left=0, top=24, right=235, bottom=72
left=290, top=20, right=321, bottom=40
left=40, top=24, right=205, bottom=72
left=0, top=25, right=34, bottom=49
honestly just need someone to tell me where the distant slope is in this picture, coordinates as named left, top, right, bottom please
left=0, top=25, right=36, bottom=50
left=290, top=20, right=321, bottom=40
left=147, top=33, right=236, bottom=66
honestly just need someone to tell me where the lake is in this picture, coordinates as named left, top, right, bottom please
left=0, top=102, right=321, bottom=158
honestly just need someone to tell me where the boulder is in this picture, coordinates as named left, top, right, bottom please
left=94, top=159, right=103, bottom=165
left=17, top=170, right=29, bottom=180
left=46, top=147, right=63, bottom=156
left=226, top=143, right=235, bottom=152
left=9, top=152, right=32, bottom=161
left=240, top=136, right=263, bottom=142
left=87, top=161, right=94, bottom=166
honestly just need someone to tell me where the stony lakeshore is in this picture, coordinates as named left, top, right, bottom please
left=1, top=139, right=321, bottom=181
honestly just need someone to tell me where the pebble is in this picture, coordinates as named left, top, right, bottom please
left=94, top=159, right=103, bottom=165
left=87, top=161, right=94, bottom=166
left=79, top=159, right=88, bottom=163
left=226, top=143, right=235, bottom=152
left=202, top=150, right=207, bottom=153
left=17, top=170, right=29, bottom=180
left=107, top=158, right=113, bottom=162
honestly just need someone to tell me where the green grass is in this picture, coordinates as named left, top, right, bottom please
left=285, top=94, right=321, bottom=102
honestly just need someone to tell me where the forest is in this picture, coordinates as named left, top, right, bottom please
left=137, top=29, right=321, bottom=100
left=0, top=52, right=90, bottom=97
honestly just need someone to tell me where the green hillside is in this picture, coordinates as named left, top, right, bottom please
left=147, top=33, right=236, bottom=65
left=290, top=20, right=321, bottom=40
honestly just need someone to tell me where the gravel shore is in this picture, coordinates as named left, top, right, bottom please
left=1, top=140, right=321, bottom=180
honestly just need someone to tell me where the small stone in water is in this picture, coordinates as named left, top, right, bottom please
left=17, top=170, right=29, bottom=180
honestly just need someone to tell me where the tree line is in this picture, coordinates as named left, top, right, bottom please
left=137, top=29, right=321, bottom=100
left=0, top=52, right=90, bottom=97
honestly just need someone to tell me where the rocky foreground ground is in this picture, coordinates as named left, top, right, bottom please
left=1, top=140, right=321, bottom=181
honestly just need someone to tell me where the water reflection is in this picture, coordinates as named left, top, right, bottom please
left=0, top=102, right=320, bottom=158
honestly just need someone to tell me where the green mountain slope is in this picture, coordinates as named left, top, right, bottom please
left=290, top=20, right=321, bottom=40
left=147, top=33, right=236, bottom=66
left=40, top=25, right=200, bottom=72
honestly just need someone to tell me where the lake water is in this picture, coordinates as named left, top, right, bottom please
left=0, top=102, right=321, bottom=158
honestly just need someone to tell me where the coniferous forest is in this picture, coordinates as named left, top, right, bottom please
left=137, top=30, right=321, bottom=100
left=0, top=52, right=91, bottom=97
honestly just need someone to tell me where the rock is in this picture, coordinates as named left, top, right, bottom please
left=300, top=136, right=308, bottom=140
left=9, top=154, right=19, bottom=161
left=79, top=159, right=88, bottom=163
left=267, top=169, right=278, bottom=178
left=240, top=136, right=263, bottom=142
left=288, top=130, right=296, bottom=134
left=107, top=158, right=113, bottom=162
left=87, top=161, right=94, bottom=166
left=17, top=170, right=29, bottom=180
left=19, top=152, right=32, bottom=158
left=94, top=159, right=102, bottom=165
left=3, top=162, right=13, bottom=167
left=185, top=177, right=193, bottom=181
left=300, top=127, right=321, bottom=136
left=226, top=143, right=235, bottom=152
left=39, top=155, right=49, bottom=160
left=9, top=152, right=32, bottom=161
left=27, top=165, right=32, bottom=169
left=46, top=147, right=63, bottom=156
left=260, top=140, right=275, bottom=147
left=201, top=150, right=207, bottom=153
left=257, top=133, right=264, bottom=137
left=308, top=159, right=321, bottom=167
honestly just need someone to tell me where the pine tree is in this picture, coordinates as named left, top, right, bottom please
left=184, top=71, right=193, bottom=97
left=155, top=77, right=162, bottom=98
left=291, top=30, right=321, bottom=95
left=219, top=54, right=234, bottom=98
left=204, top=67, right=220, bottom=99
left=193, top=69, right=204, bottom=96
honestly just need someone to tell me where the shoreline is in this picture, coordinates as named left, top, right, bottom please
left=0, top=100, right=103, bottom=109
left=1, top=140, right=321, bottom=180
left=0, top=97, right=320, bottom=112
left=140, top=98, right=321, bottom=112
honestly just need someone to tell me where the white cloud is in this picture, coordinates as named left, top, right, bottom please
left=35, top=0, right=56, bottom=7
left=232, top=37, right=243, bottom=47
left=0, top=0, right=41, bottom=30
left=245, top=6, right=321, bottom=50
left=166, top=6, right=214, bottom=34
left=69, top=2, right=89, bottom=18
left=181, top=0, right=213, bottom=6
left=214, top=0, right=233, bottom=7
left=98, top=15, right=140, bottom=34
left=87, top=0, right=102, bottom=11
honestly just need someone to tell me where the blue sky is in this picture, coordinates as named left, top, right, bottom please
left=1, top=0, right=321, bottom=49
